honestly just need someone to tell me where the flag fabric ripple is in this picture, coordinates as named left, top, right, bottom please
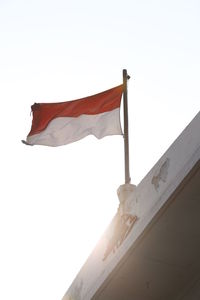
left=26, top=85, right=123, bottom=146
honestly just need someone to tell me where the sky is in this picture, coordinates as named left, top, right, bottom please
left=0, top=0, right=199, bottom=299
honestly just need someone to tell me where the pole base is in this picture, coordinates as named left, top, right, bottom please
left=117, top=183, right=136, bottom=204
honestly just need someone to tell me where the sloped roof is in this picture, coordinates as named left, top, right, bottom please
left=63, top=112, right=200, bottom=300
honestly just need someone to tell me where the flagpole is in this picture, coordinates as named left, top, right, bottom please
left=123, top=69, right=131, bottom=184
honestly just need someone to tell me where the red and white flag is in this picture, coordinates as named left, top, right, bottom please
left=25, top=85, right=123, bottom=146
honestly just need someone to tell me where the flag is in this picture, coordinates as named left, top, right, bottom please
left=25, top=85, right=123, bottom=147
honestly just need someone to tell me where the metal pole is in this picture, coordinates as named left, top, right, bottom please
left=123, top=69, right=131, bottom=184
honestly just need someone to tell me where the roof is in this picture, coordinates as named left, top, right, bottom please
left=63, top=111, right=200, bottom=300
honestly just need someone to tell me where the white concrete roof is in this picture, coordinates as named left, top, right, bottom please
left=63, top=111, right=200, bottom=300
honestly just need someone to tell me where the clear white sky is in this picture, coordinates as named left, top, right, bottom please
left=0, top=0, right=199, bottom=299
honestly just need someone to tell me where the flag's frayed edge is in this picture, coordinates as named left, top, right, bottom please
left=21, top=140, right=33, bottom=146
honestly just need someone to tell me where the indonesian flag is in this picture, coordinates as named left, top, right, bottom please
left=25, top=85, right=123, bottom=146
